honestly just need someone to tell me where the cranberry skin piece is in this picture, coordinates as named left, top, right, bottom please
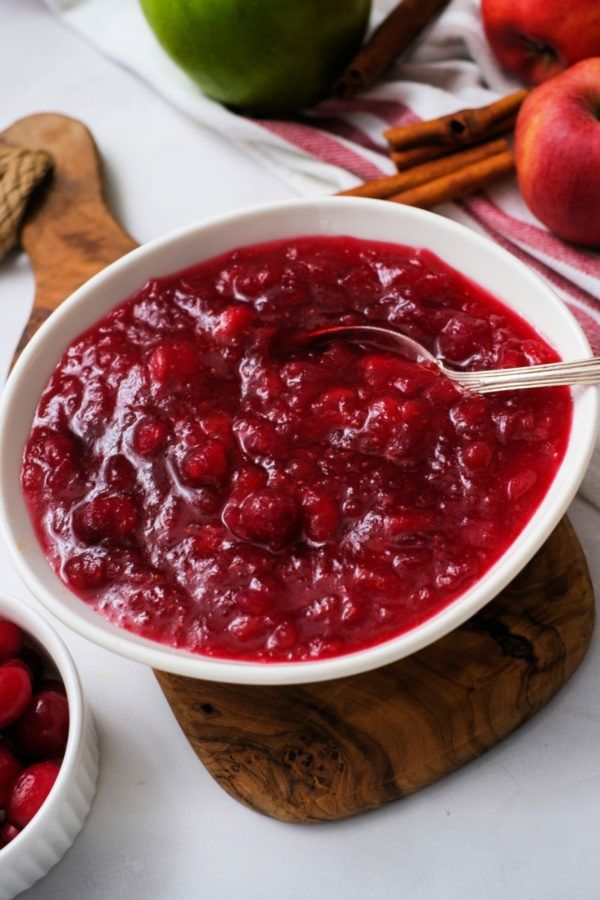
left=0, top=745, right=22, bottom=808
left=232, top=488, right=300, bottom=548
left=0, top=822, right=20, bottom=849
left=0, top=667, right=32, bottom=728
left=17, top=691, right=70, bottom=759
left=507, top=470, right=537, bottom=501
left=0, top=621, right=23, bottom=661
left=7, top=761, right=61, bottom=829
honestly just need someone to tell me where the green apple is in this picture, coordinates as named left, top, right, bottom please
left=139, top=0, right=372, bottom=116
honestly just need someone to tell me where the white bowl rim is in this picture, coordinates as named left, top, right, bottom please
left=0, top=197, right=598, bottom=685
left=0, top=592, right=86, bottom=861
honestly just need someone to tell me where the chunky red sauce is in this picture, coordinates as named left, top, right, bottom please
left=21, top=237, right=571, bottom=661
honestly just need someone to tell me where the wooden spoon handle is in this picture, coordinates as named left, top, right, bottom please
left=0, top=113, right=138, bottom=361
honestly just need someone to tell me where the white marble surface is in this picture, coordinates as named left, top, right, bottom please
left=2, top=4, right=600, bottom=898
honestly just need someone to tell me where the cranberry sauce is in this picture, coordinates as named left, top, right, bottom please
left=21, top=237, right=571, bottom=662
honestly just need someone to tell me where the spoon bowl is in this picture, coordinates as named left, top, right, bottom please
left=295, top=324, right=600, bottom=394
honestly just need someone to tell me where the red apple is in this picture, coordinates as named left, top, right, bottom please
left=482, top=0, right=600, bottom=85
left=514, top=58, right=600, bottom=247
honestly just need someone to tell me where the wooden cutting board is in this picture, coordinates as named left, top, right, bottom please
left=2, top=113, right=594, bottom=823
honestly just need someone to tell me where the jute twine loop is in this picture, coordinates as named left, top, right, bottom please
left=0, top=148, right=53, bottom=259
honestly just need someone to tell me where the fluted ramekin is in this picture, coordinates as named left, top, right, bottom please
left=0, top=593, right=98, bottom=900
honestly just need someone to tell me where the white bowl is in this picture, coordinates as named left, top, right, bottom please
left=0, top=198, right=597, bottom=686
left=0, top=593, right=98, bottom=900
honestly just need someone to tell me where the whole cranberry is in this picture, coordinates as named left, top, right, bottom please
left=0, top=822, right=20, bottom=848
left=74, top=494, right=138, bottom=544
left=63, top=552, right=108, bottom=591
left=38, top=678, right=67, bottom=697
left=228, top=488, right=299, bottom=548
left=0, top=667, right=32, bottom=728
left=181, top=440, right=228, bottom=485
left=17, top=690, right=69, bottom=759
left=19, top=647, right=45, bottom=686
left=0, top=621, right=23, bottom=660
left=301, top=489, right=340, bottom=543
left=148, top=340, right=198, bottom=383
left=0, top=657, right=32, bottom=678
left=0, top=745, right=22, bottom=808
left=7, top=762, right=61, bottom=829
left=133, top=416, right=168, bottom=457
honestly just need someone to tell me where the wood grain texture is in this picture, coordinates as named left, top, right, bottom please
left=0, top=113, right=136, bottom=359
left=157, top=519, right=594, bottom=822
left=5, top=113, right=595, bottom=824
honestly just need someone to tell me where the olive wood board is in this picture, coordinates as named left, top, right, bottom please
left=2, top=113, right=595, bottom=823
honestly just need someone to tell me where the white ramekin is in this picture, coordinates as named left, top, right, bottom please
left=0, top=198, right=597, bottom=686
left=0, top=593, right=98, bottom=900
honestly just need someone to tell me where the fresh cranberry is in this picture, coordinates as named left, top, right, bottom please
left=0, top=667, right=32, bottom=728
left=0, top=745, right=22, bottom=808
left=17, top=690, right=69, bottom=759
left=0, top=657, right=31, bottom=678
left=15, top=647, right=44, bottom=686
left=0, top=621, right=23, bottom=660
left=0, top=822, right=20, bottom=849
left=7, top=762, right=60, bottom=829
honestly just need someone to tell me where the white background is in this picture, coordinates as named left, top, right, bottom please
left=2, top=3, right=600, bottom=898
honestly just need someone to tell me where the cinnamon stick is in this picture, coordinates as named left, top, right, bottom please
left=384, top=90, right=528, bottom=151
left=390, top=120, right=516, bottom=170
left=390, top=144, right=451, bottom=171
left=388, top=147, right=515, bottom=208
left=339, top=138, right=509, bottom=199
left=333, top=0, right=452, bottom=100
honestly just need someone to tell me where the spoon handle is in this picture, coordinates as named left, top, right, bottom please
left=455, top=356, right=600, bottom=393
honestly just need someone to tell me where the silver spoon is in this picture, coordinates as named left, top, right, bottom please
left=290, top=325, right=600, bottom=394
